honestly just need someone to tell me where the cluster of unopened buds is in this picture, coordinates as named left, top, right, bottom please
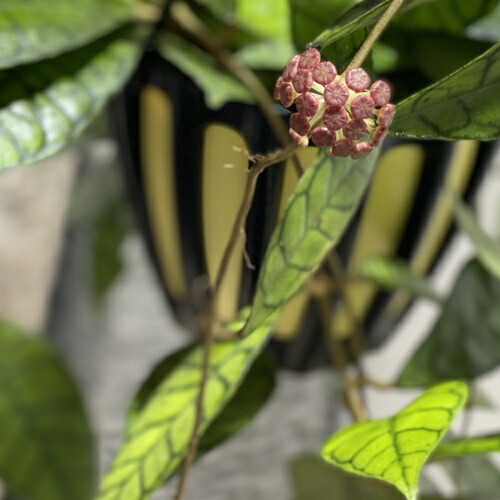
left=274, top=48, right=395, bottom=159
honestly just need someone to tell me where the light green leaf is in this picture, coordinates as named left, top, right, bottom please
left=431, top=433, right=500, bottom=461
left=243, top=149, right=379, bottom=336
left=359, top=256, right=443, bottom=303
left=125, top=344, right=276, bottom=457
left=398, top=259, right=500, bottom=387
left=468, top=2, right=500, bottom=42
left=310, top=0, right=429, bottom=51
left=0, top=25, right=145, bottom=171
left=0, top=0, right=135, bottom=69
left=0, top=321, right=93, bottom=500
left=452, top=195, right=500, bottom=279
left=321, top=381, right=468, bottom=500
left=390, top=43, right=500, bottom=141
left=97, top=323, right=272, bottom=499
left=236, top=0, right=291, bottom=40
left=157, top=32, right=255, bottom=109
left=236, top=39, right=295, bottom=70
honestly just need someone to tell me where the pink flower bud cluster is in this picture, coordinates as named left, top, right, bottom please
left=274, top=48, right=395, bottom=159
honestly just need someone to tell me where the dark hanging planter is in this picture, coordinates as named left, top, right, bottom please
left=112, top=48, right=494, bottom=370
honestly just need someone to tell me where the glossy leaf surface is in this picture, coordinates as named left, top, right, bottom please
left=0, top=26, right=145, bottom=171
left=394, top=0, right=498, bottom=35
left=310, top=0, right=427, bottom=50
left=398, top=259, right=500, bottom=387
left=452, top=195, right=500, bottom=279
left=390, top=43, right=500, bottom=140
left=0, top=0, right=134, bottom=69
left=244, top=149, right=378, bottom=336
left=97, top=324, right=271, bottom=499
left=0, top=321, right=93, bottom=500
left=360, top=256, right=443, bottom=303
left=431, top=433, right=500, bottom=461
left=158, top=33, right=255, bottom=109
left=322, top=381, right=468, bottom=500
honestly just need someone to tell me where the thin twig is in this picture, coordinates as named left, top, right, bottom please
left=347, top=0, right=406, bottom=70
left=174, top=143, right=297, bottom=500
left=170, top=2, right=303, bottom=178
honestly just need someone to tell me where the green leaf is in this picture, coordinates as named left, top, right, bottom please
left=291, top=454, right=405, bottom=500
left=321, top=381, right=468, bottom=500
left=468, top=2, right=500, bottom=42
left=0, top=321, right=93, bottom=500
left=359, top=256, right=443, bottom=303
left=390, top=43, right=500, bottom=141
left=243, top=149, right=379, bottom=336
left=452, top=195, right=500, bottom=279
left=157, top=32, right=255, bottom=109
left=236, top=39, right=295, bottom=70
left=125, top=344, right=276, bottom=456
left=0, top=25, right=145, bottom=171
left=431, top=433, right=500, bottom=461
left=97, top=323, right=272, bottom=499
left=289, top=0, right=357, bottom=51
left=0, top=0, right=135, bottom=69
left=198, top=349, right=276, bottom=455
left=310, top=0, right=428, bottom=51
left=398, top=259, right=500, bottom=387
left=394, top=0, right=498, bottom=36
left=235, top=0, right=291, bottom=40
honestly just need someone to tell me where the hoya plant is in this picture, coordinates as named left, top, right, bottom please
left=0, top=0, right=500, bottom=499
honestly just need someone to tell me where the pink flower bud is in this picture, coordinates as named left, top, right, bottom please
left=290, top=112, right=311, bottom=136
left=371, top=126, right=388, bottom=146
left=296, top=92, right=319, bottom=117
left=292, top=69, right=313, bottom=93
left=282, top=55, right=300, bottom=82
left=378, top=103, right=396, bottom=128
left=350, top=95, right=375, bottom=119
left=274, top=76, right=284, bottom=100
left=313, top=61, right=337, bottom=85
left=324, top=82, right=349, bottom=109
left=331, top=139, right=356, bottom=157
left=370, top=80, right=391, bottom=107
left=351, top=142, right=373, bottom=159
left=345, top=68, right=370, bottom=92
left=343, top=119, right=368, bottom=140
left=289, top=128, right=309, bottom=147
left=280, top=83, right=295, bottom=108
left=298, top=48, right=321, bottom=70
left=310, top=127, right=336, bottom=147
left=322, top=107, right=349, bottom=131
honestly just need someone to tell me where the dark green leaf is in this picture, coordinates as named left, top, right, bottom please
left=431, top=433, right=500, bottom=461
left=97, top=323, right=272, bottom=499
left=398, top=259, right=500, bottom=387
left=291, top=454, right=405, bottom=500
left=0, top=321, right=93, bottom=500
left=0, top=0, right=135, bottom=69
left=394, top=0, right=498, bottom=36
left=321, top=381, right=468, bottom=500
left=289, top=0, right=356, bottom=51
left=157, top=32, right=255, bottom=109
left=310, top=0, right=429, bottom=51
left=390, top=43, right=500, bottom=140
left=0, top=25, right=145, bottom=171
left=244, top=149, right=379, bottom=336
left=442, top=455, right=500, bottom=498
